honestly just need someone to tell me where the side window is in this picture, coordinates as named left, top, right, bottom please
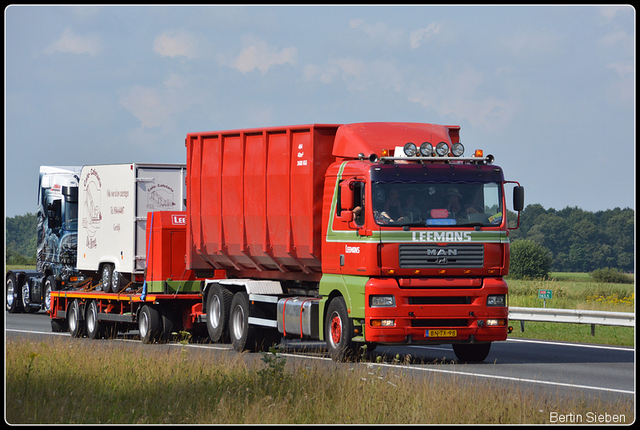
left=352, top=182, right=365, bottom=225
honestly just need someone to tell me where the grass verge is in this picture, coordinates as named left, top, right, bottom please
left=506, top=277, right=634, bottom=346
left=6, top=338, right=633, bottom=424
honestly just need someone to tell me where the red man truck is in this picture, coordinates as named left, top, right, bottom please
left=49, top=122, right=523, bottom=363
left=187, top=122, right=523, bottom=362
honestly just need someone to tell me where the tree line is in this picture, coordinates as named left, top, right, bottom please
left=5, top=205, right=635, bottom=272
left=508, top=204, right=634, bottom=273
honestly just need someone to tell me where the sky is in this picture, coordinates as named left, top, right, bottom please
left=4, top=5, right=635, bottom=218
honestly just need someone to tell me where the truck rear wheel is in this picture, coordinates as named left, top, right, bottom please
left=6, top=273, right=23, bottom=313
left=229, top=292, right=262, bottom=352
left=206, top=284, right=232, bottom=343
left=44, top=276, right=56, bottom=313
left=452, top=342, right=491, bottom=362
left=325, top=297, right=357, bottom=362
left=139, top=305, right=162, bottom=344
left=21, top=280, right=38, bottom=313
left=68, top=300, right=84, bottom=338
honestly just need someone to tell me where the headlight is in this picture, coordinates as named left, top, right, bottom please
left=487, top=295, right=506, bottom=307
left=435, top=141, right=449, bottom=156
left=451, top=142, right=464, bottom=157
left=403, top=142, right=418, bottom=157
left=419, top=142, right=433, bottom=156
left=370, top=295, right=396, bottom=307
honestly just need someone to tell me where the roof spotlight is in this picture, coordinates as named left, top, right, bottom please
left=451, top=142, right=465, bottom=157
left=435, top=141, right=449, bottom=157
left=403, top=142, right=418, bottom=157
left=419, top=142, right=433, bottom=156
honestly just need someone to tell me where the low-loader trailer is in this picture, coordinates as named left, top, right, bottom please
left=47, top=122, right=523, bottom=362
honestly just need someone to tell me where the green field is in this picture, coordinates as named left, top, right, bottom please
left=506, top=273, right=634, bottom=346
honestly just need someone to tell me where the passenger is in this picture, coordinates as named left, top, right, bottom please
left=402, top=193, right=421, bottom=223
left=383, top=188, right=403, bottom=223
left=445, top=187, right=479, bottom=220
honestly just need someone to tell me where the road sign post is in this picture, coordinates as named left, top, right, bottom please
left=538, top=289, right=552, bottom=308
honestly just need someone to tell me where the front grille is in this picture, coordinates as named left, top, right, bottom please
left=399, top=243, right=484, bottom=268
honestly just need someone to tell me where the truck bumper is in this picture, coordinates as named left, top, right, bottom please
left=364, top=277, right=509, bottom=344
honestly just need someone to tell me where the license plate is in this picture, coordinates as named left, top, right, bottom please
left=426, top=329, right=457, bottom=338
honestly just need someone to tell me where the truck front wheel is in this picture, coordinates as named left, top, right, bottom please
left=325, top=297, right=357, bottom=362
left=6, top=273, right=22, bottom=313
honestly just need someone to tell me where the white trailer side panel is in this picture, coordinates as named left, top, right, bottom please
left=77, top=163, right=186, bottom=276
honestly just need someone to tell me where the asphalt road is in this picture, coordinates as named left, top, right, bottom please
left=5, top=310, right=635, bottom=404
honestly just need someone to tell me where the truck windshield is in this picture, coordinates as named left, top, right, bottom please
left=372, top=182, right=503, bottom=227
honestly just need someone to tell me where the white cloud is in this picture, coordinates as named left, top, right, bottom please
left=350, top=18, right=404, bottom=47
left=153, top=29, right=206, bottom=59
left=118, top=73, right=203, bottom=134
left=303, top=57, right=402, bottom=93
left=44, top=27, right=102, bottom=57
left=410, top=23, right=442, bottom=49
left=231, top=36, right=297, bottom=74
left=407, top=67, right=520, bottom=131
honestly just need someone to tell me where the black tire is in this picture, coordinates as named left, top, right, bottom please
left=85, top=300, right=105, bottom=340
left=44, top=275, right=56, bottom=313
left=6, top=273, right=23, bottom=313
left=229, top=292, right=263, bottom=352
left=160, top=307, right=179, bottom=342
left=21, top=280, right=38, bottom=313
left=139, top=305, right=162, bottom=344
left=206, top=284, right=232, bottom=343
left=452, top=343, right=492, bottom=362
left=325, top=297, right=357, bottom=362
left=101, top=264, right=113, bottom=293
left=68, top=300, right=84, bottom=338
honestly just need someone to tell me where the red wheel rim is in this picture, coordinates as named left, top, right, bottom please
left=330, top=314, right=342, bottom=344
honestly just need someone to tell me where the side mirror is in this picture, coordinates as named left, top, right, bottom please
left=513, top=186, right=525, bottom=212
left=340, top=180, right=354, bottom=211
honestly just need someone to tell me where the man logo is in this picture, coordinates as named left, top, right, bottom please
left=426, top=248, right=458, bottom=256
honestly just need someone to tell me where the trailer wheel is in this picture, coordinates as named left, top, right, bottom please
left=229, top=292, right=262, bottom=352
left=139, top=305, right=162, bottom=344
left=325, top=297, right=357, bottom=362
left=6, top=273, right=23, bottom=313
left=452, top=343, right=491, bottom=363
left=68, top=300, right=84, bottom=338
left=206, top=284, right=232, bottom=343
left=85, top=300, right=105, bottom=340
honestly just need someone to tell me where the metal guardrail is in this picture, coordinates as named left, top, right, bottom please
left=508, top=306, right=635, bottom=336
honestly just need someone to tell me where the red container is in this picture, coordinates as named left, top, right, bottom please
left=185, top=124, right=340, bottom=280
left=146, top=211, right=209, bottom=292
